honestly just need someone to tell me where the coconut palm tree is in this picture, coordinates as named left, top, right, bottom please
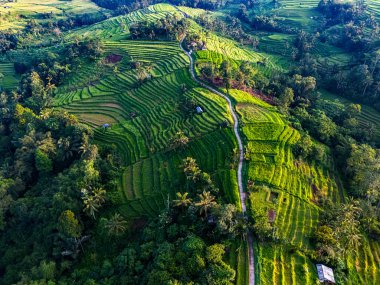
left=58, top=137, right=73, bottom=160
left=195, top=191, right=216, bottom=217
left=83, top=196, right=99, bottom=219
left=39, top=109, right=52, bottom=120
left=93, top=187, right=106, bottom=205
left=182, top=157, right=201, bottom=182
left=105, top=213, right=128, bottom=236
left=173, top=192, right=192, bottom=208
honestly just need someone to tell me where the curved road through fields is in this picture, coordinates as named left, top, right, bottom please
left=179, top=38, right=255, bottom=285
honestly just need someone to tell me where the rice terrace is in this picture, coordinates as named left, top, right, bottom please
left=0, top=0, right=380, bottom=284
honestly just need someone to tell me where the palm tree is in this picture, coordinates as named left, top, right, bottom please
left=105, top=213, right=128, bottom=236
left=93, top=187, right=106, bottom=205
left=173, top=192, right=192, bottom=208
left=195, top=191, right=216, bottom=217
left=39, top=109, right=51, bottom=120
left=182, top=157, right=201, bottom=182
left=58, top=137, right=73, bottom=160
left=83, top=196, right=99, bottom=219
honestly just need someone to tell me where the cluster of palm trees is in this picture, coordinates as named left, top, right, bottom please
left=81, top=187, right=129, bottom=236
left=173, top=190, right=216, bottom=218
left=173, top=191, right=249, bottom=241
left=315, top=199, right=363, bottom=263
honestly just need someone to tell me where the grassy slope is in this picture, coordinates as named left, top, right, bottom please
left=234, top=89, right=335, bottom=285
left=320, top=90, right=380, bottom=142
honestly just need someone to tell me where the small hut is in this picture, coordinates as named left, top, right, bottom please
left=196, top=106, right=203, bottom=114
left=316, top=264, right=335, bottom=284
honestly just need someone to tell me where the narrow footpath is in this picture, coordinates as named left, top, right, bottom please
left=179, top=38, right=256, bottom=285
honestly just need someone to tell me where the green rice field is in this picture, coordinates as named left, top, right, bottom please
left=0, top=0, right=106, bottom=30
left=49, top=5, right=256, bottom=277
left=0, top=63, right=18, bottom=90
left=228, top=88, right=380, bottom=284
left=54, top=37, right=238, bottom=212
left=2, top=2, right=379, bottom=283
left=320, top=90, right=380, bottom=143
left=48, top=6, right=247, bottom=243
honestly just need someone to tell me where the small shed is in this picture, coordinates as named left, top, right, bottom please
left=103, top=123, right=110, bottom=129
left=316, top=264, right=335, bottom=284
left=196, top=106, right=203, bottom=114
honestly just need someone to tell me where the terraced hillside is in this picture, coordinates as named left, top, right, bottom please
left=0, top=0, right=106, bottom=30
left=368, top=0, right=380, bottom=19
left=3, top=2, right=376, bottom=283
left=0, top=63, right=18, bottom=91
left=67, top=4, right=180, bottom=40
left=53, top=5, right=243, bottom=221
left=253, top=0, right=321, bottom=31
left=320, top=90, right=380, bottom=143
left=50, top=5, right=253, bottom=281
left=228, top=88, right=380, bottom=284
left=67, top=3, right=277, bottom=70
left=1, top=1, right=380, bottom=284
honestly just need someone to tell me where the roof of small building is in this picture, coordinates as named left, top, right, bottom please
left=316, top=264, right=335, bottom=284
left=196, top=106, right=203, bottom=113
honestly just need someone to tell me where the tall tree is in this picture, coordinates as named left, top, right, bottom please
left=104, top=213, right=128, bottom=236
left=173, top=192, right=192, bottom=209
left=195, top=191, right=216, bottom=217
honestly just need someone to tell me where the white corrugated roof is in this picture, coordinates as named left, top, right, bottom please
left=316, top=264, right=335, bottom=283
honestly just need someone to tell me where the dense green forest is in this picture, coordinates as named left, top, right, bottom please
left=0, top=0, right=379, bottom=284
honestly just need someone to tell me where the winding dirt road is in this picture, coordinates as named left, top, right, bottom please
left=179, top=38, right=255, bottom=285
